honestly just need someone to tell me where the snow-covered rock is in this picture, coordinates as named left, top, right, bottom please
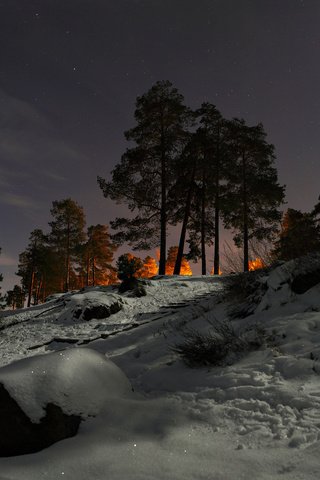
left=0, top=348, right=133, bottom=422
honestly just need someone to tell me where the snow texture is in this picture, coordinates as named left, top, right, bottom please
left=1, top=263, right=320, bottom=479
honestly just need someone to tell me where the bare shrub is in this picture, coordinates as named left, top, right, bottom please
left=171, top=321, right=265, bottom=367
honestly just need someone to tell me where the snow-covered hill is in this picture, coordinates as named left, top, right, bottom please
left=1, top=258, right=320, bottom=479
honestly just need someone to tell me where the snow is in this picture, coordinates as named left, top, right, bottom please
left=0, top=348, right=133, bottom=422
left=1, top=265, right=320, bottom=479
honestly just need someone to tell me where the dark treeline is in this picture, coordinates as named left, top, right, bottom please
left=17, top=199, right=117, bottom=307
left=3, top=81, right=320, bottom=309
left=98, top=80, right=286, bottom=275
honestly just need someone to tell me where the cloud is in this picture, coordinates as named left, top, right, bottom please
left=0, top=253, right=17, bottom=267
left=0, top=88, right=88, bottom=172
left=0, top=193, right=39, bottom=210
left=43, top=171, right=67, bottom=182
left=0, top=88, right=50, bottom=132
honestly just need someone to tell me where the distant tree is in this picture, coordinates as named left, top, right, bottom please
left=272, top=208, right=320, bottom=261
left=17, top=229, right=52, bottom=306
left=223, top=119, right=285, bottom=271
left=166, top=246, right=192, bottom=275
left=116, top=253, right=144, bottom=281
left=139, top=256, right=158, bottom=278
left=0, top=248, right=4, bottom=309
left=49, top=198, right=86, bottom=291
left=6, top=285, right=25, bottom=310
left=311, top=196, right=320, bottom=223
left=80, top=224, right=117, bottom=286
left=98, top=80, right=191, bottom=275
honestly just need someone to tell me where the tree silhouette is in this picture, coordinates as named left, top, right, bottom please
left=98, top=80, right=191, bottom=275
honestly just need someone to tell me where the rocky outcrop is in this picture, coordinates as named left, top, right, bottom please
left=0, top=383, right=81, bottom=457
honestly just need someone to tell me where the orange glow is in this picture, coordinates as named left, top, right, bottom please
left=139, top=256, right=158, bottom=278
left=210, top=267, right=222, bottom=275
left=248, top=258, right=265, bottom=271
left=165, top=246, right=192, bottom=275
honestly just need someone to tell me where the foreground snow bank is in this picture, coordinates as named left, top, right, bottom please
left=0, top=348, right=133, bottom=422
left=2, top=271, right=320, bottom=478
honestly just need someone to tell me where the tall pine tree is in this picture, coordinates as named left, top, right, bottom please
left=223, top=119, right=285, bottom=271
left=98, top=80, right=191, bottom=275
left=80, top=224, right=117, bottom=286
left=272, top=208, right=320, bottom=261
left=17, top=229, right=52, bottom=306
left=49, top=198, right=86, bottom=291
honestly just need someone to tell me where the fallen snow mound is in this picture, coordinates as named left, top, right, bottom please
left=0, top=348, right=133, bottom=422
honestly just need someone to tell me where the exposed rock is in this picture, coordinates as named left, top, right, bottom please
left=118, top=278, right=147, bottom=297
left=291, top=269, right=320, bottom=294
left=0, top=383, right=81, bottom=457
left=73, top=300, right=123, bottom=321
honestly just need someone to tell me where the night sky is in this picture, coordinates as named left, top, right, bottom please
left=0, top=0, right=319, bottom=291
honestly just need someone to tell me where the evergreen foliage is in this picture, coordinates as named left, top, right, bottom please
left=78, top=224, right=117, bottom=286
left=116, top=253, right=143, bottom=281
left=17, top=201, right=117, bottom=304
left=16, top=229, right=56, bottom=306
left=272, top=208, right=320, bottom=261
left=49, top=198, right=86, bottom=291
left=98, top=80, right=192, bottom=275
left=0, top=248, right=4, bottom=308
left=98, top=82, right=285, bottom=274
left=223, top=119, right=285, bottom=271
left=6, top=285, right=25, bottom=310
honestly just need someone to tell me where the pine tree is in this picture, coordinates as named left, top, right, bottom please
left=98, top=80, right=191, bottom=275
left=196, top=103, right=229, bottom=275
left=173, top=104, right=228, bottom=275
left=49, top=198, right=86, bottom=291
left=169, top=132, right=198, bottom=275
left=0, top=248, right=4, bottom=309
left=6, top=285, right=25, bottom=310
left=272, top=208, right=320, bottom=261
left=223, top=119, right=285, bottom=271
left=17, top=229, right=54, bottom=306
left=116, top=253, right=143, bottom=281
left=81, top=224, right=117, bottom=286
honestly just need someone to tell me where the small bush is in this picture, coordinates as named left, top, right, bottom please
left=116, top=254, right=146, bottom=295
left=171, top=321, right=265, bottom=367
left=116, top=254, right=143, bottom=281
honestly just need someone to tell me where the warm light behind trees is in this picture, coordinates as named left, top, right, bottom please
left=166, top=246, right=192, bottom=276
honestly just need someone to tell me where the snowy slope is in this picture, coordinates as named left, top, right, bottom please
left=1, top=266, right=320, bottom=479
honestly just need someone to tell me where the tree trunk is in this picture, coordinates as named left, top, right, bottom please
left=201, top=169, right=206, bottom=275
left=35, top=277, right=43, bottom=305
left=213, top=197, right=220, bottom=275
left=86, top=251, right=90, bottom=287
left=92, top=257, right=96, bottom=286
left=27, top=269, right=35, bottom=307
left=242, top=153, right=249, bottom=272
left=213, top=127, right=221, bottom=275
left=174, top=166, right=196, bottom=275
left=65, top=223, right=70, bottom=291
left=159, top=117, right=167, bottom=275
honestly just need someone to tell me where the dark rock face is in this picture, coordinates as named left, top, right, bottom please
left=73, top=300, right=123, bottom=321
left=0, top=383, right=81, bottom=457
left=118, top=278, right=147, bottom=297
left=291, top=269, right=320, bottom=294
left=82, top=301, right=123, bottom=320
